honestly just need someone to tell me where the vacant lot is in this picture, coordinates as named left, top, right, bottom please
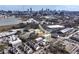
left=0, top=25, right=16, bottom=32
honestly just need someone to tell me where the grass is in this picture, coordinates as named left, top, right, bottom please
left=0, top=25, right=16, bottom=32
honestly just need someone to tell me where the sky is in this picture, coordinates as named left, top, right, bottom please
left=0, top=5, right=79, bottom=11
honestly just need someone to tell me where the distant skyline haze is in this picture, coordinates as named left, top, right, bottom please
left=0, top=5, right=79, bottom=11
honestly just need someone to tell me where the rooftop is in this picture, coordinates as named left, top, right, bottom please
left=47, top=25, right=64, bottom=29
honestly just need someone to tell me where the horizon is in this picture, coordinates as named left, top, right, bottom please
left=0, top=5, right=79, bottom=11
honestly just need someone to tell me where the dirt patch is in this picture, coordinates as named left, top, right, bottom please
left=0, top=25, right=16, bottom=32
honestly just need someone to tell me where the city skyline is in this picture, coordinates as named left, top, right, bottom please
left=0, top=5, right=79, bottom=11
